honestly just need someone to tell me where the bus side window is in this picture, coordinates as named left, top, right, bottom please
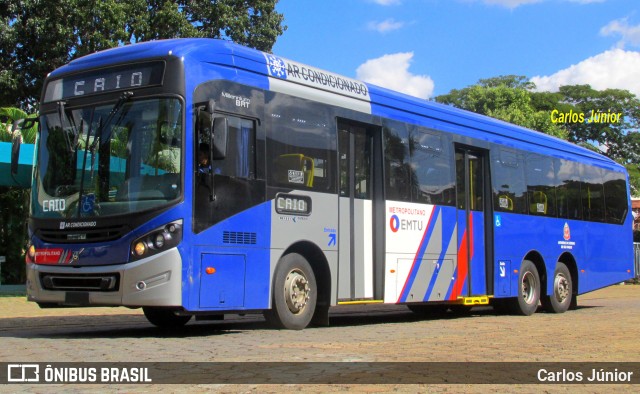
left=266, top=95, right=336, bottom=193
left=580, top=164, right=606, bottom=222
left=410, top=128, right=454, bottom=206
left=383, top=120, right=411, bottom=202
left=525, top=154, right=556, bottom=217
left=274, top=153, right=315, bottom=187
left=603, top=170, right=628, bottom=224
left=555, top=159, right=582, bottom=220
left=493, top=149, right=527, bottom=214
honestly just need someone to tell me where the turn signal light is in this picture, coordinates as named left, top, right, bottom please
left=134, top=242, right=147, bottom=257
left=26, top=244, right=36, bottom=263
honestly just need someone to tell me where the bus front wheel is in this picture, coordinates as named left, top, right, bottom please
left=509, top=260, right=540, bottom=316
left=541, top=262, right=572, bottom=313
left=264, top=253, right=317, bottom=330
left=143, top=307, right=192, bottom=328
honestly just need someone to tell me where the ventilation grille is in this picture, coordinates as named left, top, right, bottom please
left=37, top=224, right=128, bottom=243
left=223, top=231, right=257, bottom=245
left=40, top=273, right=120, bottom=292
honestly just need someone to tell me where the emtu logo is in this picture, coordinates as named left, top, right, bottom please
left=563, top=222, right=571, bottom=241
left=389, top=215, right=423, bottom=232
left=390, top=215, right=400, bottom=233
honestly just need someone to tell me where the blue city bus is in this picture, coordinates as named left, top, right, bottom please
left=20, top=39, right=634, bottom=329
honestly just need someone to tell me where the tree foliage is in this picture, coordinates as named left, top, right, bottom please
left=435, top=75, right=567, bottom=139
left=0, top=107, right=38, bottom=143
left=1, top=0, right=286, bottom=108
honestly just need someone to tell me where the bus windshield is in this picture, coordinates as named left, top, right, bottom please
left=32, top=97, right=183, bottom=219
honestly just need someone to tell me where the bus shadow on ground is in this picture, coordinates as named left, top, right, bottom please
left=0, top=304, right=598, bottom=339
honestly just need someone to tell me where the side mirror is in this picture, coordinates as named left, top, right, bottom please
left=211, top=117, right=228, bottom=160
left=10, top=120, right=22, bottom=175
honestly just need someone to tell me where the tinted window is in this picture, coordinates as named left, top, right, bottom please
left=603, top=170, right=628, bottom=224
left=266, top=93, right=336, bottom=193
left=525, top=154, right=556, bottom=217
left=580, top=165, right=606, bottom=222
left=493, top=149, right=527, bottom=213
left=211, top=117, right=255, bottom=179
left=383, top=120, right=411, bottom=202
left=555, top=159, right=582, bottom=220
left=410, top=128, right=455, bottom=206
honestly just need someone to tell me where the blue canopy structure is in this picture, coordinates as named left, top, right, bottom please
left=0, top=142, right=34, bottom=188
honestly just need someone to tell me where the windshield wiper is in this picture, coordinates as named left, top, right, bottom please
left=87, top=91, right=133, bottom=156
left=87, top=91, right=133, bottom=181
left=76, top=91, right=133, bottom=217
left=56, top=101, right=80, bottom=160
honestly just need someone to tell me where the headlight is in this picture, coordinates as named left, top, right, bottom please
left=154, top=233, right=166, bottom=249
left=130, top=219, right=182, bottom=262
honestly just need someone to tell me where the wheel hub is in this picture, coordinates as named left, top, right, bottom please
left=284, top=269, right=310, bottom=314
left=521, top=271, right=537, bottom=305
left=554, top=273, right=570, bottom=303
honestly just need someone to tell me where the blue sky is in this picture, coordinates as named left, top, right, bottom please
left=272, top=0, right=640, bottom=99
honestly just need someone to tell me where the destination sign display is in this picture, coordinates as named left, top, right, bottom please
left=44, top=61, right=165, bottom=102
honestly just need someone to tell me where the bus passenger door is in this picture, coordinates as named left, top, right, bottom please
left=337, top=120, right=384, bottom=301
left=453, top=147, right=492, bottom=299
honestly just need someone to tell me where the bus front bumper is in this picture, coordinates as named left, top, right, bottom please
left=25, top=248, right=182, bottom=307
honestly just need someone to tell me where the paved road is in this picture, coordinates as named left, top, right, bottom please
left=0, top=285, right=639, bottom=392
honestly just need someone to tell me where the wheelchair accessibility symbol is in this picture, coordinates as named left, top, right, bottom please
left=81, top=194, right=95, bottom=213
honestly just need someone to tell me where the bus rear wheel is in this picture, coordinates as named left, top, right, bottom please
left=143, top=307, right=192, bottom=328
left=264, top=253, right=317, bottom=330
left=541, top=262, right=572, bottom=313
left=509, top=260, right=540, bottom=316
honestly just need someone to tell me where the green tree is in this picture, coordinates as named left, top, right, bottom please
left=435, top=75, right=567, bottom=139
left=1, top=0, right=286, bottom=108
left=0, top=107, right=38, bottom=143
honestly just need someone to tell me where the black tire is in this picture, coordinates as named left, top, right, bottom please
left=264, top=253, right=317, bottom=330
left=143, top=307, right=192, bottom=328
left=508, top=260, right=540, bottom=316
left=541, top=262, right=573, bottom=314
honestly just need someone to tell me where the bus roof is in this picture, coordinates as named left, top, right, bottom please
left=51, top=38, right=620, bottom=169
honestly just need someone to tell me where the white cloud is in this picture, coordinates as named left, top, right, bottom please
left=600, top=18, right=640, bottom=49
left=356, top=52, right=435, bottom=99
left=367, top=18, right=405, bottom=33
left=530, top=49, right=640, bottom=96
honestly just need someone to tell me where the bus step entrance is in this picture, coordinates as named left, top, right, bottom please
left=460, top=296, right=490, bottom=306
